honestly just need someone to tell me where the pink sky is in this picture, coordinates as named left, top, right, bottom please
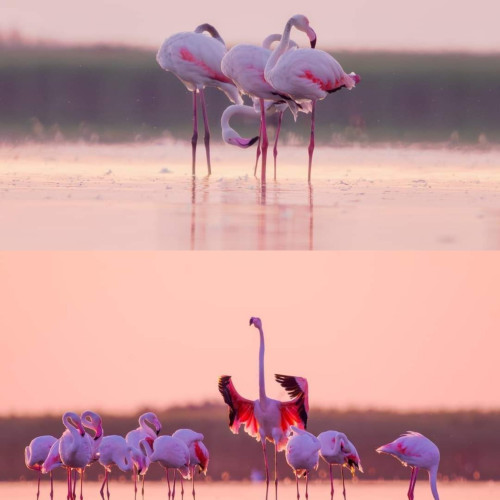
left=0, top=251, right=499, bottom=415
left=2, top=0, right=500, bottom=51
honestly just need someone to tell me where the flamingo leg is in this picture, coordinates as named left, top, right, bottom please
left=67, top=468, right=72, bottom=500
left=79, top=469, right=83, bottom=500
left=36, top=470, right=41, bottom=500
left=329, top=464, right=334, bottom=499
left=50, top=471, right=54, bottom=500
left=273, top=110, right=283, bottom=180
left=259, top=98, right=268, bottom=182
left=180, top=474, right=184, bottom=499
left=307, top=101, right=316, bottom=182
left=106, top=471, right=110, bottom=500
left=408, top=467, right=419, bottom=500
left=341, top=467, right=346, bottom=500
left=274, top=443, right=279, bottom=500
left=295, top=474, right=300, bottom=500
left=172, top=470, right=177, bottom=500
left=199, top=88, right=211, bottom=175
left=192, top=468, right=196, bottom=500
left=72, top=469, right=77, bottom=500
left=191, top=91, right=198, bottom=176
left=305, top=473, right=309, bottom=500
left=142, top=475, right=145, bottom=500
left=134, top=466, right=138, bottom=500
left=166, top=469, right=171, bottom=500
left=254, top=130, right=262, bottom=176
left=261, top=439, right=270, bottom=500
left=99, top=470, right=108, bottom=500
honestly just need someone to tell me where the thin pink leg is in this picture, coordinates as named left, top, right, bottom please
left=329, top=464, right=334, bottom=499
left=50, top=471, right=54, bottom=500
left=142, top=475, right=145, bottom=500
left=308, top=101, right=316, bottom=182
left=274, top=444, right=278, bottom=500
left=36, top=470, right=41, bottom=500
left=172, top=470, right=177, bottom=500
left=273, top=110, right=283, bottom=180
left=192, top=469, right=196, bottom=500
left=341, top=467, right=346, bottom=500
left=134, top=466, right=138, bottom=500
left=67, top=468, right=72, bottom=500
left=191, top=91, right=198, bottom=176
left=295, top=475, right=300, bottom=500
left=180, top=474, right=184, bottom=498
left=79, top=469, right=84, bottom=500
left=261, top=440, right=270, bottom=500
left=199, top=88, right=211, bottom=175
left=106, top=472, right=110, bottom=500
left=305, top=473, right=309, bottom=500
left=99, top=470, right=107, bottom=500
left=259, top=98, right=268, bottom=182
left=166, top=469, right=171, bottom=500
left=408, top=467, right=419, bottom=500
left=254, top=126, right=262, bottom=176
left=72, top=469, right=77, bottom=500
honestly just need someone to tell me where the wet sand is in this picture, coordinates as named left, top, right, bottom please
left=1, top=142, right=499, bottom=250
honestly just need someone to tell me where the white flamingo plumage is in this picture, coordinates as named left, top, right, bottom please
left=317, top=430, right=363, bottom=500
left=58, top=412, right=93, bottom=500
left=81, top=410, right=103, bottom=464
left=157, top=23, right=242, bottom=175
left=150, top=435, right=191, bottom=500
left=285, top=426, right=321, bottom=500
left=265, top=15, right=360, bottom=181
left=218, top=316, right=309, bottom=499
left=172, top=429, right=209, bottom=499
left=25, top=435, right=58, bottom=500
left=222, top=29, right=315, bottom=180
left=376, top=431, right=440, bottom=500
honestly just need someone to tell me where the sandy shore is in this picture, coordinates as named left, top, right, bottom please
left=1, top=141, right=499, bottom=249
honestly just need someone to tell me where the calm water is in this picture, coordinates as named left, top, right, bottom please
left=2, top=480, right=498, bottom=500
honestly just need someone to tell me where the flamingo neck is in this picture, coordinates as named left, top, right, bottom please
left=429, top=466, right=439, bottom=500
left=63, top=413, right=83, bottom=439
left=265, top=19, right=294, bottom=76
left=258, top=325, right=267, bottom=404
left=139, top=416, right=156, bottom=438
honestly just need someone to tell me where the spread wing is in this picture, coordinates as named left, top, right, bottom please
left=218, top=375, right=260, bottom=439
left=275, top=374, right=309, bottom=432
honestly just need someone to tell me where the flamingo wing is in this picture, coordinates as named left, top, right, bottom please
left=275, top=374, right=309, bottom=432
left=218, top=376, right=260, bottom=439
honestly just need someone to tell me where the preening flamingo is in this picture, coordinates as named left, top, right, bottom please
left=285, top=426, right=321, bottom=500
left=376, top=431, right=440, bottom=500
left=81, top=410, right=103, bottom=464
left=265, top=15, right=360, bottom=181
left=150, top=435, right=191, bottom=500
left=58, top=412, right=93, bottom=500
left=218, top=316, right=309, bottom=499
left=317, top=430, right=363, bottom=500
left=172, top=429, right=209, bottom=499
left=157, top=23, right=243, bottom=175
left=126, top=412, right=162, bottom=499
left=98, top=435, right=142, bottom=500
left=221, top=104, right=260, bottom=149
left=134, top=439, right=154, bottom=499
left=25, top=435, right=58, bottom=500
left=222, top=30, right=315, bottom=180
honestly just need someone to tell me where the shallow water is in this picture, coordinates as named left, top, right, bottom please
left=2, top=480, right=498, bottom=500
left=1, top=143, right=500, bottom=250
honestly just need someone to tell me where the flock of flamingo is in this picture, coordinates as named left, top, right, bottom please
left=25, top=317, right=440, bottom=500
left=156, top=15, right=360, bottom=181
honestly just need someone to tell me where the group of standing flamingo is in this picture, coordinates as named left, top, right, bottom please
left=218, top=317, right=440, bottom=500
left=156, top=15, right=360, bottom=181
left=25, top=411, right=208, bottom=500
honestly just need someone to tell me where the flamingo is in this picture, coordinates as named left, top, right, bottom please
left=264, top=14, right=360, bottom=181
left=221, top=30, right=316, bottom=181
left=25, top=435, right=58, bottom=500
left=376, top=431, right=440, bottom=500
left=156, top=23, right=243, bottom=175
left=285, top=426, right=321, bottom=500
left=149, top=435, right=191, bottom=500
left=317, top=431, right=363, bottom=500
left=172, top=429, right=209, bottom=499
left=218, top=316, right=309, bottom=499
left=221, top=104, right=260, bottom=148
left=126, top=412, right=162, bottom=498
left=58, top=412, right=93, bottom=500
left=98, top=435, right=143, bottom=500
left=81, top=410, right=103, bottom=464
left=134, top=439, right=155, bottom=500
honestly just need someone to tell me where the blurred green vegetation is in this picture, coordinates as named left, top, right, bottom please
left=0, top=45, right=499, bottom=145
left=3, top=404, right=499, bottom=482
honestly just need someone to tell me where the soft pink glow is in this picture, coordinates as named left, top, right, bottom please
left=0, top=252, right=499, bottom=414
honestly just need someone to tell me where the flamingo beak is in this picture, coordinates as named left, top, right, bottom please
left=307, top=28, right=317, bottom=48
left=249, top=317, right=254, bottom=326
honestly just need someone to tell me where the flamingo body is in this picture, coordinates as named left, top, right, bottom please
left=150, top=435, right=191, bottom=478
left=25, top=436, right=58, bottom=471
left=126, top=411, right=161, bottom=449
left=376, top=432, right=440, bottom=500
left=286, top=427, right=320, bottom=477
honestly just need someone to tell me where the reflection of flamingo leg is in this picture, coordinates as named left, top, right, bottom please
left=199, top=89, right=211, bottom=175
left=307, top=101, right=316, bottom=182
left=191, top=91, right=198, bottom=176
left=273, top=110, right=283, bottom=179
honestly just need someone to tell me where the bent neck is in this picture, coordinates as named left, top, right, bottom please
left=258, top=326, right=266, bottom=404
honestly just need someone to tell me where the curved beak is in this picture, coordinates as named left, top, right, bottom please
left=307, top=27, right=317, bottom=48
left=249, top=317, right=254, bottom=326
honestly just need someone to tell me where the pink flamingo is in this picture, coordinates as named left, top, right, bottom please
left=285, top=426, right=321, bottom=500
left=317, top=431, right=363, bottom=500
left=25, top=435, right=58, bottom=499
left=134, top=439, right=154, bottom=500
left=58, top=412, right=93, bottom=500
left=81, top=410, right=103, bottom=464
left=98, top=435, right=143, bottom=500
left=265, top=15, right=360, bottom=181
left=172, top=429, right=209, bottom=499
left=218, top=316, right=309, bottom=499
left=221, top=30, right=316, bottom=181
left=156, top=24, right=243, bottom=175
left=149, top=435, right=191, bottom=500
left=376, top=431, right=440, bottom=500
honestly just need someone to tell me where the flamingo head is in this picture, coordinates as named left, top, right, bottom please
left=227, top=136, right=259, bottom=148
left=249, top=317, right=262, bottom=329
left=63, top=411, right=86, bottom=436
left=290, top=15, right=317, bottom=48
left=81, top=410, right=103, bottom=440
left=141, top=411, right=162, bottom=436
